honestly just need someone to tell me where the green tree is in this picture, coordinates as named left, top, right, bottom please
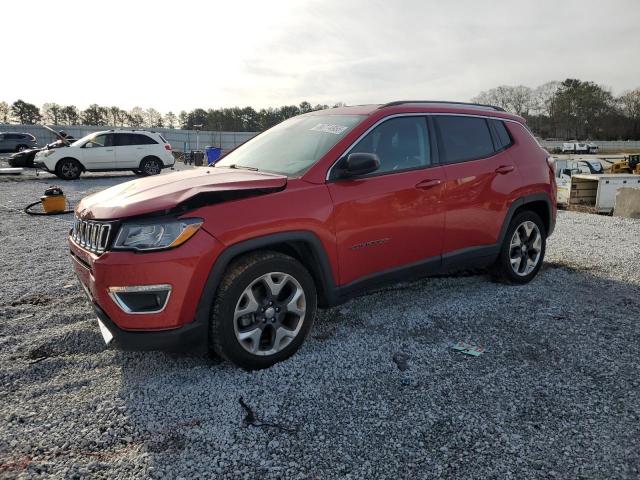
left=107, top=106, right=127, bottom=127
left=299, top=101, right=313, bottom=114
left=82, top=104, right=108, bottom=126
left=185, top=109, right=208, bottom=129
left=11, top=99, right=42, bottom=124
left=41, top=103, right=63, bottom=125
left=144, top=108, right=163, bottom=128
left=553, top=79, right=614, bottom=139
left=164, top=111, right=178, bottom=129
left=0, top=101, right=11, bottom=123
left=127, top=107, right=145, bottom=127
left=618, top=88, right=640, bottom=139
left=61, top=105, right=80, bottom=125
left=178, top=111, right=188, bottom=129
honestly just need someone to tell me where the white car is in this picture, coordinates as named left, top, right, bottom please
left=34, top=130, right=175, bottom=180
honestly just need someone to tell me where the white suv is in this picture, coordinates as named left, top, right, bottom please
left=34, top=130, right=175, bottom=180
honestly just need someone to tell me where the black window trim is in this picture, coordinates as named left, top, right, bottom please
left=433, top=115, right=498, bottom=165
left=327, top=113, right=439, bottom=182
left=325, top=112, right=528, bottom=181
left=488, top=118, right=514, bottom=153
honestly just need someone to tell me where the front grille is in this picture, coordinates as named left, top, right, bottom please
left=71, top=216, right=113, bottom=254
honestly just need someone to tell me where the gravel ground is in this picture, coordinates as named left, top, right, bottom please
left=1, top=169, right=639, bottom=479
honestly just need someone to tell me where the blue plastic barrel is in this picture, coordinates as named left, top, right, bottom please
left=204, top=146, right=222, bottom=165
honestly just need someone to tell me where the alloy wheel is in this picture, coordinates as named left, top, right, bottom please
left=509, top=220, right=542, bottom=276
left=61, top=161, right=79, bottom=179
left=233, top=272, right=306, bottom=356
left=143, top=160, right=161, bottom=175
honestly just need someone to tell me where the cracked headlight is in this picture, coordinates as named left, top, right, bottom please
left=113, top=218, right=203, bottom=251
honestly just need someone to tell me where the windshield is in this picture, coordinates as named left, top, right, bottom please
left=216, top=114, right=364, bottom=176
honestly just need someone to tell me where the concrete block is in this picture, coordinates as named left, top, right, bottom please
left=614, top=187, right=640, bottom=219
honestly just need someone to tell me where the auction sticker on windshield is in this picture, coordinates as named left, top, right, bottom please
left=310, top=123, right=349, bottom=135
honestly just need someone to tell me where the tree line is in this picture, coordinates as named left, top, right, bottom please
left=0, top=100, right=344, bottom=132
left=2, top=78, right=640, bottom=139
left=473, top=79, right=640, bottom=140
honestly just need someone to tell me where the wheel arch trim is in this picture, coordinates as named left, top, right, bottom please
left=192, top=231, right=339, bottom=344
left=498, top=193, right=555, bottom=246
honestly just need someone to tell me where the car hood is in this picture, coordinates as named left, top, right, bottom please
left=11, top=146, right=42, bottom=157
left=76, top=168, right=288, bottom=220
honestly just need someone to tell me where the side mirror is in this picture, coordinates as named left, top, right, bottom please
left=337, top=152, right=380, bottom=178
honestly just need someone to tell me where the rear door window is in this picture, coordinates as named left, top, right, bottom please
left=435, top=116, right=495, bottom=163
left=115, top=133, right=134, bottom=146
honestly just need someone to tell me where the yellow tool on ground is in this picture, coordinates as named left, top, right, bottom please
left=24, top=186, right=73, bottom=216
left=41, top=186, right=67, bottom=214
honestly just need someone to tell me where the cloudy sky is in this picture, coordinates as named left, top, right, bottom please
left=2, top=0, right=639, bottom=112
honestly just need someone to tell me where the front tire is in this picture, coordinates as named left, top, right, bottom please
left=55, top=158, right=82, bottom=180
left=210, top=251, right=317, bottom=370
left=491, top=211, right=546, bottom=284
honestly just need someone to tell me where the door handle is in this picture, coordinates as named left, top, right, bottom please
left=105, top=149, right=114, bottom=152
left=415, top=179, right=442, bottom=190
left=495, top=165, right=515, bottom=174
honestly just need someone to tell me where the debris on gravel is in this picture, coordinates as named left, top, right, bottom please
left=1, top=173, right=639, bottom=479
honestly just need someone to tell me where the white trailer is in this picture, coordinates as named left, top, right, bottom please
left=568, top=174, right=640, bottom=213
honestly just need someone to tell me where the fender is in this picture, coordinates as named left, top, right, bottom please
left=497, top=193, right=555, bottom=246
left=192, top=231, right=340, bottom=342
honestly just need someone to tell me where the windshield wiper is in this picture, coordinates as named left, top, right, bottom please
left=223, top=164, right=259, bottom=171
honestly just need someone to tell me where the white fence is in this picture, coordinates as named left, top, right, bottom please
left=0, top=124, right=258, bottom=153
left=4, top=123, right=640, bottom=154
left=539, top=140, right=640, bottom=152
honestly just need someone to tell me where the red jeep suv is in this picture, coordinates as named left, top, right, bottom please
left=70, top=101, right=556, bottom=369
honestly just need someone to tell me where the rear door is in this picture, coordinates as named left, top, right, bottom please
left=113, top=133, right=138, bottom=168
left=81, top=133, right=115, bottom=169
left=115, top=133, right=158, bottom=168
left=328, top=115, right=446, bottom=286
left=434, top=115, right=519, bottom=257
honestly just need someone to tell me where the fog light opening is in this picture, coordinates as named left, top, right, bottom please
left=108, top=284, right=172, bottom=314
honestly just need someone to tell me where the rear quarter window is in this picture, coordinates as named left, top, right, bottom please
left=137, top=134, right=158, bottom=145
left=435, top=116, right=495, bottom=163
left=491, top=119, right=513, bottom=150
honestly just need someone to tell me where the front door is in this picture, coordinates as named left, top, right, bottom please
left=328, top=115, right=446, bottom=286
left=81, top=133, right=115, bottom=169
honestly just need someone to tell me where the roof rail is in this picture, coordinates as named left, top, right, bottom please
left=378, top=100, right=506, bottom=112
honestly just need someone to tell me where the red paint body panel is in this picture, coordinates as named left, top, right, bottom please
left=69, top=102, right=556, bottom=341
left=76, top=168, right=287, bottom=219
left=441, top=149, right=519, bottom=253
left=191, top=179, right=340, bottom=284
left=328, top=167, right=445, bottom=285
left=505, top=122, right=557, bottom=222
left=70, top=229, right=223, bottom=330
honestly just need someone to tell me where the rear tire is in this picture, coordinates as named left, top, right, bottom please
left=210, top=251, right=317, bottom=370
left=491, top=211, right=546, bottom=284
left=55, top=158, right=82, bottom=180
left=139, top=157, right=162, bottom=176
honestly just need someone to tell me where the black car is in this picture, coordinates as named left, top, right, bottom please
left=9, top=138, right=75, bottom=167
left=8, top=131, right=74, bottom=168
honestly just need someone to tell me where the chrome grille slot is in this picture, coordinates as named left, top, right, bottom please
left=71, top=215, right=113, bottom=254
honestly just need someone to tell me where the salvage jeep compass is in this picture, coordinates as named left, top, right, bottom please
left=70, top=101, right=556, bottom=369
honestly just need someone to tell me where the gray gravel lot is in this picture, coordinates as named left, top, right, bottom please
left=1, top=167, right=639, bottom=479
